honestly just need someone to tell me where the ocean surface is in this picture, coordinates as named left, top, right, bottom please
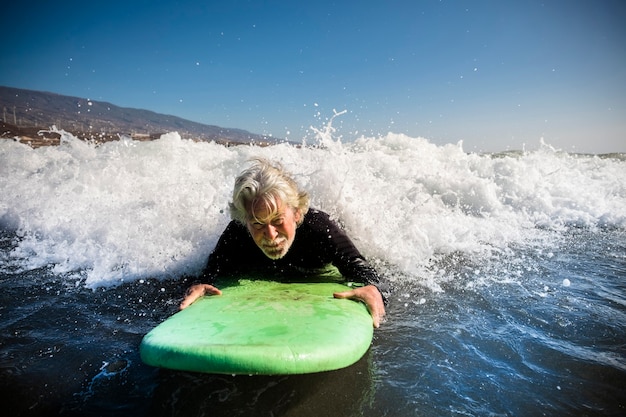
left=1, top=130, right=625, bottom=416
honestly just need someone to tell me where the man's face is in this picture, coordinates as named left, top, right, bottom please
left=246, top=198, right=301, bottom=260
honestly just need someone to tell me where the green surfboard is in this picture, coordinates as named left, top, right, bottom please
left=139, top=279, right=374, bottom=375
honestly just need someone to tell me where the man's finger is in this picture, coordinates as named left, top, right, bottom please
left=333, top=290, right=357, bottom=300
left=180, top=285, right=222, bottom=310
left=333, top=289, right=383, bottom=328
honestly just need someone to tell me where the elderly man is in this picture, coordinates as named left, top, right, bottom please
left=180, top=158, right=387, bottom=327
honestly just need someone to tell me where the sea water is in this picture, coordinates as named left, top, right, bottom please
left=1, top=130, right=625, bottom=416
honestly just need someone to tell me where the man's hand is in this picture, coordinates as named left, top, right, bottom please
left=180, top=283, right=222, bottom=310
left=333, top=284, right=386, bottom=328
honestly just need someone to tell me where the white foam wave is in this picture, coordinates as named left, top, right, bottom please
left=1, top=131, right=624, bottom=288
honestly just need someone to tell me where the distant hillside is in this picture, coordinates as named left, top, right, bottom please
left=0, top=86, right=282, bottom=146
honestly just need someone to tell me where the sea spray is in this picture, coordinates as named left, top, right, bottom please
left=1, top=131, right=624, bottom=290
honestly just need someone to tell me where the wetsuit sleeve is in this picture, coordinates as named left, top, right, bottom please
left=199, top=221, right=251, bottom=283
left=316, top=212, right=390, bottom=302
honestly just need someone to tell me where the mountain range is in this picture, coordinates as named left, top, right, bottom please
left=0, top=86, right=283, bottom=147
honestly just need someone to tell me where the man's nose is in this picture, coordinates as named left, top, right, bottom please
left=264, top=224, right=278, bottom=239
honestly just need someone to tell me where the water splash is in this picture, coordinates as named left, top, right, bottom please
left=1, top=130, right=624, bottom=290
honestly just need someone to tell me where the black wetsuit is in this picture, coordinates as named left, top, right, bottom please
left=200, top=209, right=387, bottom=299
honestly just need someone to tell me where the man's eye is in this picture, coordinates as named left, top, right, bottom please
left=252, top=223, right=264, bottom=230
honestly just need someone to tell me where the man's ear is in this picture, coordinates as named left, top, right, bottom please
left=294, top=208, right=302, bottom=225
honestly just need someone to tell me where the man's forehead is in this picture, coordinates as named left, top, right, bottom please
left=249, top=197, right=288, bottom=221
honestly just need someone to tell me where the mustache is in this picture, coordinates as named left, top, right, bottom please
left=261, top=238, right=285, bottom=247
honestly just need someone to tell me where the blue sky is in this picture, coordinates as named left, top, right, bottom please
left=2, top=0, right=624, bottom=153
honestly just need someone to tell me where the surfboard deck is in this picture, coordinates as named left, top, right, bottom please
left=139, top=279, right=374, bottom=375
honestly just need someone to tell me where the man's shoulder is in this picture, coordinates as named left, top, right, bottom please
left=303, top=208, right=332, bottom=224
left=224, top=219, right=246, bottom=230
left=302, top=209, right=344, bottom=235
left=221, top=219, right=249, bottom=238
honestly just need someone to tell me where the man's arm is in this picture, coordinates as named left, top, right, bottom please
left=312, top=211, right=388, bottom=326
left=180, top=221, right=247, bottom=309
